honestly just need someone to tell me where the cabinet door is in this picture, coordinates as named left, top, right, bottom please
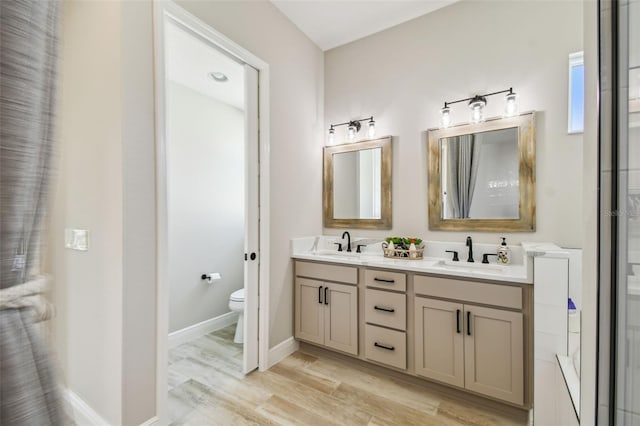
left=294, top=278, right=324, bottom=345
left=324, top=282, right=358, bottom=355
left=414, top=297, right=464, bottom=387
left=464, top=305, right=524, bottom=405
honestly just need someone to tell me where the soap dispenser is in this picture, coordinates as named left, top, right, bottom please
left=497, top=237, right=511, bottom=264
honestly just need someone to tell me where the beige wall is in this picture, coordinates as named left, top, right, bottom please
left=167, top=82, right=245, bottom=333
left=51, top=0, right=323, bottom=423
left=175, top=0, right=325, bottom=347
left=324, top=0, right=584, bottom=248
left=52, top=1, right=124, bottom=423
left=52, top=1, right=157, bottom=424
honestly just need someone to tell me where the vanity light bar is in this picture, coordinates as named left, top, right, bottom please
left=440, top=88, right=518, bottom=128
left=328, top=116, right=375, bottom=143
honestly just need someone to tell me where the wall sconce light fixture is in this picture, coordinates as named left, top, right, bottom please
left=440, top=87, right=519, bottom=128
left=328, top=116, right=375, bottom=143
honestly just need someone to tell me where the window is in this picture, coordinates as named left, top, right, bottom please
left=568, top=51, right=584, bottom=134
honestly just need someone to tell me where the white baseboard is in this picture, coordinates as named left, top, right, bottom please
left=168, top=311, right=237, bottom=348
left=65, top=389, right=111, bottom=426
left=267, top=336, right=299, bottom=369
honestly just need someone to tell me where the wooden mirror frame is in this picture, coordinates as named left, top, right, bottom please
left=323, top=136, right=392, bottom=229
left=427, top=112, right=536, bottom=232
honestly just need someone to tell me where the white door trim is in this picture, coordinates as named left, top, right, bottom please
left=153, top=1, right=271, bottom=423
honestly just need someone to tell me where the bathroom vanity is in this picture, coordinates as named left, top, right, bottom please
left=292, top=237, right=533, bottom=409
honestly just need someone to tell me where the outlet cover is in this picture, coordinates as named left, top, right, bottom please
left=65, top=229, right=89, bottom=251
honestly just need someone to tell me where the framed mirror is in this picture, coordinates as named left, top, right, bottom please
left=427, top=112, right=535, bottom=231
left=324, top=136, right=392, bottom=229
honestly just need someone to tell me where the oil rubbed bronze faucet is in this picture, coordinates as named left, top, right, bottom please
left=342, top=231, right=352, bottom=252
left=466, top=236, right=474, bottom=262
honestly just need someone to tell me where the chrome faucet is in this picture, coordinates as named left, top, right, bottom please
left=342, top=231, right=352, bottom=252
left=466, top=236, right=474, bottom=262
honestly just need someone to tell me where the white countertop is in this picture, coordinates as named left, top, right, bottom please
left=291, top=236, right=533, bottom=284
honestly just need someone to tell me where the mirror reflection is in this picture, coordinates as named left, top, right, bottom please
left=427, top=112, right=535, bottom=232
left=333, top=147, right=382, bottom=219
left=323, top=136, right=392, bottom=229
left=441, top=127, right=519, bottom=219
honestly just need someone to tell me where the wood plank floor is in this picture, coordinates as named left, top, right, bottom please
left=168, top=325, right=529, bottom=425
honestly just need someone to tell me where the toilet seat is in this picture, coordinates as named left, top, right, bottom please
left=230, top=288, right=245, bottom=302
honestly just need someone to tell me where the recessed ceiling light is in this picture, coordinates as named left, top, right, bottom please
left=208, top=72, right=228, bottom=82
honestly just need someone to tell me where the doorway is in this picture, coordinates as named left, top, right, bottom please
left=154, top=2, right=271, bottom=423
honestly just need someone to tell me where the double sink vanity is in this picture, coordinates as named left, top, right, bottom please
left=300, top=111, right=540, bottom=411
left=292, top=237, right=533, bottom=409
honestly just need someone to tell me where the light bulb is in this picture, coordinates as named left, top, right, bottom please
left=368, top=119, right=376, bottom=138
left=440, top=106, right=451, bottom=128
left=471, top=105, right=483, bottom=123
left=348, top=124, right=357, bottom=140
left=468, top=96, right=486, bottom=124
left=504, top=92, right=518, bottom=117
left=328, top=126, right=335, bottom=144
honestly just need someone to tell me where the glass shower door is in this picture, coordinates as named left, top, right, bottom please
left=599, top=0, right=640, bottom=423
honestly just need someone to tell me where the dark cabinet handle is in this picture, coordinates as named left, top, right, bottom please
left=373, top=277, right=395, bottom=283
left=324, top=287, right=329, bottom=305
left=374, top=342, right=395, bottom=351
left=318, top=286, right=323, bottom=304
left=456, top=309, right=461, bottom=334
left=374, top=305, right=395, bottom=313
left=467, top=311, right=471, bottom=336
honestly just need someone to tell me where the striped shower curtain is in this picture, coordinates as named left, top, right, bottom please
left=0, top=1, right=65, bottom=424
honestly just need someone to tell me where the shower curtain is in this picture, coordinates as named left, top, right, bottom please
left=0, top=1, right=65, bottom=424
left=445, top=134, right=481, bottom=218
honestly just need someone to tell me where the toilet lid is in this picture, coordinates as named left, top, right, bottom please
left=230, top=288, right=245, bottom=302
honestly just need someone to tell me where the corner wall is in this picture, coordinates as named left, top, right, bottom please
left=324, top=0, right=584, bottom=248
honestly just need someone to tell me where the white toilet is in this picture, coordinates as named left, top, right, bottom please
left=228, top=288, right=245, bottom=344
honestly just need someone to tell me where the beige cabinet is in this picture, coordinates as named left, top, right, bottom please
left=414, top=274, right=525, bottom=406
left=294, top=277, right=358, bottom=355
left=464, top=305, right=523, bottom=405
left=363, top=269, right=408, bottom=370
left=414, top=298, right=465, bottom=387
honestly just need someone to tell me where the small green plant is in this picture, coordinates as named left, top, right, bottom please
left=385, top=237, right=423, bottom=246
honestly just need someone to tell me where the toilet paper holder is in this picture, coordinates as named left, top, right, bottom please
left=201, top=272, right=222, bottom=283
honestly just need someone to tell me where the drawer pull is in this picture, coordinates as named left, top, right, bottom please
left=374, top=342, right=395, bottom=351
left=373, top=277, right=395, bottom=284
left=324, top=287, right=329, bottom=305
left=374, top=305, right=395, bottom=313
left=318, top=286, right=323, bottom=304
left=467, top=311, right=472, bottom=336
left=456, top=309, right=461, bottom=334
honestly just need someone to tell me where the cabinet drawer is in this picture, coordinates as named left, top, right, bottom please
left=364, top=324, right=407, bottom=370
left=414, top=275, right=522, bottom=310
left=364, top=269, right=406, bottom=292
left=296, top=261, right=357, bottom=284
left=365, top=288, right=406, bottom=330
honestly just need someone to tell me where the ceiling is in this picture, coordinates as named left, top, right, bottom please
left=271, top=0, right=460, bottom=51
left=165, top=22, right=245, bottom=110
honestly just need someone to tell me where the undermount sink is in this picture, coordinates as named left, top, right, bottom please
left=433, top=259, right=506, bottom=273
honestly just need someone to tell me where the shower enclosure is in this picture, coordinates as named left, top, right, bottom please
left=598, top=0, right=640, bottom=423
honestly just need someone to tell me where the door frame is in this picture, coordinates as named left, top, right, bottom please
left=153, top=1, right=271, bottom=423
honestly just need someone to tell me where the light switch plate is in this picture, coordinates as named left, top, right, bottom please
left=65, top=228, right=89, bottom=251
